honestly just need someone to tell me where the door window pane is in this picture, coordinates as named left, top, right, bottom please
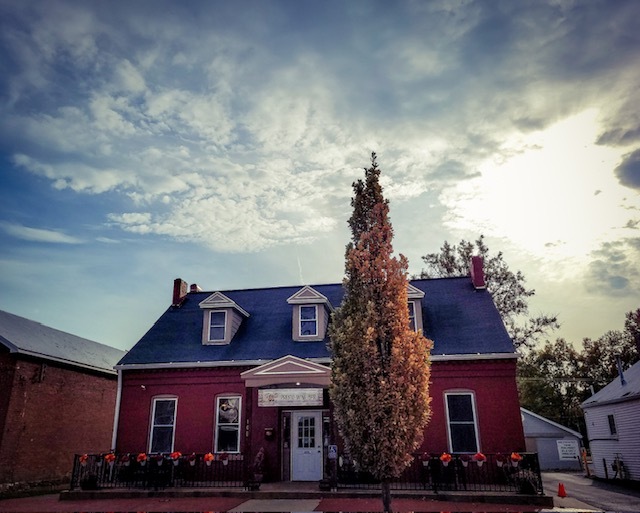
left=297, top=416, right=316, bottom=448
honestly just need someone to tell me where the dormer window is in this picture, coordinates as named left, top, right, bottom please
left=199, top=291, right=250, bottom=345
left=208, top=311, right=226, bottom=342
left=408, top=301, right=417, bottom=332
left=287, top=286, right=334, bottom=342
left=407, top=283, right=425, bottom=333
left=300, top=306, right=318, bottom=337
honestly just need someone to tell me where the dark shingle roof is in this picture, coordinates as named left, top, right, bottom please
left=118, top=277, right=515, bottom=367
left=0, top=309, right=126, bottom=374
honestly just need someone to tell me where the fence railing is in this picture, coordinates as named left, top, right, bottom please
left=336, top=452, right=543, bottom=494
left=70, top=453, right=247, bottom=490
left=70, top=451, right=543, bottom=495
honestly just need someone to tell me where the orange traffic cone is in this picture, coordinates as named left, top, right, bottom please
left=558, top=482, right=567, bottom=498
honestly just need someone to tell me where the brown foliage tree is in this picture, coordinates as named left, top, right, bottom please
left=329, top=153, right=432, bottom=512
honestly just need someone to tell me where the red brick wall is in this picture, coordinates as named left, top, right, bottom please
left=116, top=359, right=525, bottom=481
left=116, top=367, right=249, bottom=454
left=0, top=354, right=117, bottom=486
left=420, top=358, right=525, bottom=454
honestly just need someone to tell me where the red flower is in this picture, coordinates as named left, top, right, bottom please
left=79, top=454, right=88, bottom=464
left=440, top=452, right=452, bottom=463
left=136, top=452, right=147, bottom=463
left=510, top=452, right=523, bottom=462
left=104, top=453, right=116, bottom=464
left=474, top=452, right=487, bottom=462
left=170, top=451, right=182, bottom=460
left=203, top=452, right=214, bottom=462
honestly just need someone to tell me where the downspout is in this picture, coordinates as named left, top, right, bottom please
left=111, top=368, right=123, bottom=451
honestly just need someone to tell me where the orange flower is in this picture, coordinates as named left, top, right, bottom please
left=203, top=452, right=214, bottom=462
left=440, top=452, right=452, bottom=463
left=473, top=452, right=486, bottom=462
left=104, top=453, right=116, bottom=464
left=79, top=454, right=88, bottom=464
left=170, top=451, right=182, bottom=460
left=136, top=452, right=147, bottom=463
left=510, top=452, right=523, bottom=462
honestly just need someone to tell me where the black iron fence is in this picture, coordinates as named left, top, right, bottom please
left=336, top=452, right=543, bottom=495
left=70, top=453, right=246, bottom=490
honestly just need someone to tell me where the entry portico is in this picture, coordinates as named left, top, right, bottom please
left=241, top=355, right=331, bottom=481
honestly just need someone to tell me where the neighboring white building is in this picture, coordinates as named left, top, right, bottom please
left=582, top=360, right=640, bottom=482
left=521, top=408, right=583, bottom=470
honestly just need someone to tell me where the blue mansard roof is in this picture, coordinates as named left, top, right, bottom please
left=117, top=277, right=515, bottom=368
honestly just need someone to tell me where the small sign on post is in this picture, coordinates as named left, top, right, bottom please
left=328, top=445, right=338, bottom=460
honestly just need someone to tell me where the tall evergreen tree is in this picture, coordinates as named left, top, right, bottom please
left=329, top=153, right=432, bottom=512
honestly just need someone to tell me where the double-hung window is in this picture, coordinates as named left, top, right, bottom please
left=408, top=302, right=417, bottom=331
left=300, top=306, right=318, bottom=337
left=209, top=311, right=226, bottom=342
left=608, top=414, right=617, bottom=436
left=215, top=396, right=241, bottom=453
left=149, top=397, right=177, bottom=454
left=445, top=392, right=479, bottom=453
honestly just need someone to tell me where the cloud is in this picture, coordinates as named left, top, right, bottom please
left=0, top=222, right=83, bottom=244
left=614, top=148, right=640, bottom=190
left=585, top=239, right=640, bottom=297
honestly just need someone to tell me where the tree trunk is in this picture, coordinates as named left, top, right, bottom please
left=381, top=479, right=392, bottom=512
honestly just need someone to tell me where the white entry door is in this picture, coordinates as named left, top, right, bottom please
left=291, top=411, right=323, bottom=481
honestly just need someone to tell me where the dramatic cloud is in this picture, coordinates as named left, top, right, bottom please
left=615, top=149, right=640, bottom=190
left=1, top=0, right=639, bottom=348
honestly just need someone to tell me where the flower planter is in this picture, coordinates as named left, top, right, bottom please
left=206, top=460, right=212, bottom=467
left=222, top=459, right=228, bottom=466
left=189, top=460, right=196, bottom=467
left=511, top=461, right=519, bottom=467
left=496, top=461, right=504, bottom=468
left=442, top=461, right=449, bottom=467
left=173, top=460, right=179, bottom=466
left=461, top=460, right=468, bottom=467
left=477, top=460, right=484, bottom=467
left=422, top=461, right=428, bottom=467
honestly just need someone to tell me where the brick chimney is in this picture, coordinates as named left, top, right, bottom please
left=172, top=278, right=188, bottom=306
left=470, top=256, right=486, bottom=290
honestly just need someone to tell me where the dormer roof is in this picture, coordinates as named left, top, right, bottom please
left=199, top=291, right=250, bottom=317
left=287, top=285, right=334, bottom=311
left=407, top=283, right=425, bottom=299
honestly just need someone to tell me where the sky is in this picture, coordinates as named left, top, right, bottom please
left=0, top=0, right=638, bottom=352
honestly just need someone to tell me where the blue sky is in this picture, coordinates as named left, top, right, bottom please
left=1, top=0, right=638, bottom=351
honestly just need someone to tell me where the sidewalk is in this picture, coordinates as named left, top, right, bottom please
left=0, top=482, right=576, bottom=512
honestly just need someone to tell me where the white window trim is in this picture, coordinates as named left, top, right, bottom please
left=148, top=396, right=177, bottom=454
left=208, top=310, right=227, bottom=343
left=215, top=395, right=242, bottom=454
left=408, top=301, right=417, bottom=332
left=299, top=305, right=318, bottom=338
left=444, top=391, right=480, bottom=453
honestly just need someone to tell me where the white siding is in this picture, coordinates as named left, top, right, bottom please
left=584, top=398, right=640, bottom=481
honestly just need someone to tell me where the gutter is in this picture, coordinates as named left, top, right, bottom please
left=111, top=368, right=123, bottom=451
left=114, top=352, right=518, bottom=371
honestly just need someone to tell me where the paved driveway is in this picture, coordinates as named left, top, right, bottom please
left=542, top=471, right=640, bottom=512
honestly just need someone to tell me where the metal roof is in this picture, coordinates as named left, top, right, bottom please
left=582, top=360, right=640, bottom=409
left=118, top=277, right=516, bottom=368
left=0, top=309, right=125, bottom=375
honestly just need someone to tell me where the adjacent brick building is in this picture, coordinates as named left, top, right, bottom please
left=0, top=310, right=125, bottom=494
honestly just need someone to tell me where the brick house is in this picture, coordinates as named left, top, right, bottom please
left=0, top=310, right=125, bottom=493
left=112, top=258, right=526, bottom=483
